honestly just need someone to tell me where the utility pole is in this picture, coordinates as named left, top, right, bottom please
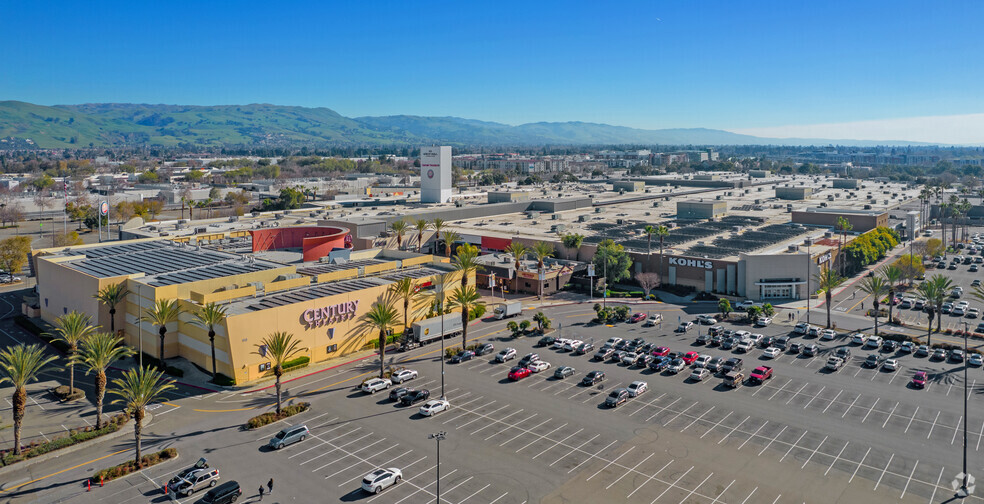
left=805, top=239, right=812, bottom=326
left=439, top=275, right=446, bottom=398
left=429, top=432, right=446, bottom=504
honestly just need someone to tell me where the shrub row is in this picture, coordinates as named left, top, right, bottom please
left=93, top=448, right=178, bottom=482
left=213, top=372, right=236, bottom=386
left=279, top=356, right=310, bottom=373
left=245, top=402, right=310, bottom=430
left=1, top=413, right=128, bottom=465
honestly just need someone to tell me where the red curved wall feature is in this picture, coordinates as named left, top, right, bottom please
left=250, top=226, right=350, bottom=262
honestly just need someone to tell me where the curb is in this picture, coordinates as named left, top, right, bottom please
left=0, top=411, right=153, bottom=478
left=239, top=353, right=377, bottom=394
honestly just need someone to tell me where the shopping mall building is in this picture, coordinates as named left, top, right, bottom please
left=32, top=226, right=468, bottom=384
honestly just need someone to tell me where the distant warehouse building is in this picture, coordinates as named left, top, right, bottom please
left=775, top=186, right=813, bottom=200
left=487, top=191, right=531, bottom=203
left=677, top=200, right=727, bottom=220
left=831, top=178, right=860, bottom=189
left=612, top=180, right=645, bottom=192
left=791, top=207, right=888, bottom=233
left=748, top=170, right=770, bottom=178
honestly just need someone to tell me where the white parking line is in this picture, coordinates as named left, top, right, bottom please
left=662, top=401, right=699, bottom=427
left=473, top=409, right=523, bottom=435
left=487, top=492, right=509, bottom=504
left=700, top=411, right=734, bottom=439
left=802, top=386, right=825, bottom=409
left=738, top=421, right=768, bottom=450
left=904, top=406, right=919, bottom=433
left=952, top=416, right=963, bottom=444
left=646, top=397, right=681, bottom=422
left=800, top=435, right=827, bottom=469
left=767, top=379, right=791, bottom=400
left=872, top=453, right=894, bottom=490
left=679, top=472, right=713, bottom=504
left=848, top=447, right=871, bottom=483
left=821, top=390, right=843, bottom=414
left=516, top=423, right=568, bottom=453
left=785, top=382, right=809, bottom=405
left=770, top=494, right=781, bottom=504
left=605, top=453, right=654, bottom=489
left=926, top=411, right=941, bottom=439
left=485, top=413, right=537, bottom=441
left=711, top=479, right=735, bottom=504
left=300, top=432, right=374, bottom=465
left=499, top=417, right=552, bottom=447
left=779, top=430, right=808, bottom=462
left=860, top=397, right=880, bottom=423
left=977, top=420, right=984, bottom=451
left=549, top=434, right=599, bottom=467
left=567, top=440, right=618, bottom=474
left=335, top=451, right=416, bottom=486
left=441, top=397, right=492, bottom=424
left=649, top=465, right=693, bottom=504
left=739, top=487, right=758, bottom=504
left=585, top=446, right=635, bottom=481
left=680, top=406, right=714, bottom=432
left=455, top=404, right=508, bottom=430
left=758, top=425, right=787, bottom=456
left=629, top=393, right=666, bottom=416
left=899, top=460, right=919, bottom=499
left=928, top=466, right=944, bottom=504
left=824, top=442, right=849, bottom=476
left=718, top=416, right=750, bottom=445
left=379, top=467, right=455, bottom=504
left=881, top=402, right=899, bottom=428
left=289, top=426, right=360, bottom=458
left=321, top=442, right=397, bottom=477
left=531, top=428, right=583, bottom=460
left=625, top=459, right=673, bottom=498
left=841, top=394, right=861, bottom=418
left=456, top=483, right=490, bottom=504
left=311, top=438, right=387, bottom=472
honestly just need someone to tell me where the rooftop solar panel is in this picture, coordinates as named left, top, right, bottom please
left=296, top=259, right=388, bottom=276
left=247, top=277, right=390, bottom=311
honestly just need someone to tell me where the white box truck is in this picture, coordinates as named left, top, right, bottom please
left=400, top=314, right=463, bottom=351
left=493, top=301, right=523, bottom=320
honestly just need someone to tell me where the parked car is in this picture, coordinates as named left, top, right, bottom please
left=495, top=348, right=517, bottom=362
left=649, top=356, right=671, bottom=372
left=755, top=317, right=772, bottom=327
left=882, top=359, right=899, bottom=371
left=803, top=344, right=819, bottom=357
left=851, top=333, right=869, bottom=345
left=644, top=313, right=663, bottom=326
left=697, top=314, right=717, bottom=325
left=634, top=354, right=654, bottom=368
left=536, top=336, right=556, bottom=347
left=593, top=347, right=615, bottom=361
left=865, top=336, right=883, bottom=349
left=573, top=342, right=595, bottom=355
left=864, top=354, right=880, bottom=367
left=419, top=399, right=451, bottom=416
left=882, top=340, right=898, bottom=352
left=666, top=359, right=686, bottom=373
left=269, top=424, right=309, bottom=450
left=582, top=370, right=605, bottom=385
left=676, top=321, right=694, bottom=332
left=820, top=329, right=837, bottom=341
left=362, top=378, right=392, bottom=394
left=197, top=481, right=242, bottom=504
left=689, top=368, right=711, bottom=381
left=794, top=322, right=811, bottom=334
left=562, top=340, right=583, bottom=352
left=911, top=371, right=927, bottom=388
left=450, top=350, right=475, bottom=363
left=389, top=387, right=411, bottom=402
left=554, top=366, right=576, bottom=379
left=682, top=351, right=700, bottom=364
left=931, top=348, right=948, bottom=360
left=696, top=333, right=710, bottom=345
left=518, top=353, right=540, bottom=367
left=390, top=369, right=418, bottom=384
left=605, top=388, right=629, bottom=407
left=529, top=360, right=552, bottom=373
left=749, top=366, right=773, bottom=383
left=898, top=341, right=915, bottom=354
left=722, top=357, right=743, bottom=373
left=621, top=352, right=640, bottom=366
left=629, top=313, right=647, bottom=323
left=400, top=389, right=431, bottom=406
left=763, top=347, right=781, bottom=359
left=915, top=345, right=930, bottom=357
left=362, top=468, right=402, bottom=494
left=706, top=357, right=725, bottom=373
left=693, top=355, right=712, bottom=368
left=626, top=380, right=648, bottom=397
left=950, top=349, right=965, bottom=362
left=652, top=346, right=670, bottom=357
left=508, top=367, right=532, bottom=381
left=969, top=353, right=984, bottom=367
left=474, top=343, right=495, bottom=356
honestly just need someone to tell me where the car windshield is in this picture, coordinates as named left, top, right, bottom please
left=609, top=390, right=620, bottom=398
left=275, top=430, right=287, bottom=439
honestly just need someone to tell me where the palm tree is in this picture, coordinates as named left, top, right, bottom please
left=413, top=219, right=430, bottom=253
left=531, top=241, right=555, bottom=300
left=47, top=311, right=96, bottom=395
left=452, top=243, right=484, bottom=287
left=928, top=274, right=954, bottom=332
left=449, top=285, right=484, bottom=349
left=881, top=265, right=904, bottom=325
left=813, top=268, right=843, bottom=329
left=938, top=202, right=949, bottom=252
left=253, top=332, right=307, bottom=415
left=643, top=225, right=657, bottom=255
left=192, top=302, right=228, bottom=379
left=140, top=299, right=181, bottom=368
left=390, top=220, right=408, bottom=250
left=0, top=344, right=58, bottom=455
left=835, top=216, right=853, bottom=276
left=94, top=282, right=128, bottom=334
left=357, top=299, right=400, bottom=379
left=431, top=218, right=446, bottom=239
left=388, top=277, right=425, bottom=331
left=76, top=332, right=134, bottom=428
left=858, top=276, right=887, bottom=336
left=917, top=280, right=941, bottom=346
left=654, top=225, right=670, bottom=273
left=108, top=367, right=175, bottom=467
left=504, top=242, right=529, bottom=294
left=439, top=230, right=461, bottom=257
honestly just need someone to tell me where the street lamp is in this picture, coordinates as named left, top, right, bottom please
left=960, top=322, right=971, bottom=497
left=438, top=276, right=447, bottom=398
left=805, top=239, right=812, bottom=326
left=429, top=431, right=446, bottom=504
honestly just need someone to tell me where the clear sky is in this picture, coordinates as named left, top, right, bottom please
left=2, top=1, right=982, bottom=142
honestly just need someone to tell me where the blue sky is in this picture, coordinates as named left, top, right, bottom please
left=2, top=1, right=983, bottom=141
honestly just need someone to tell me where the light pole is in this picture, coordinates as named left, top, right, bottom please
left=602, top=256, right=608, bottom=309
left=805, top=239, right=812, bottom=326
left=960, top=322, right=970, bottom=497
left=438, top=277, right=446, bottom=398
left=429, top=431, right=446, bottom=504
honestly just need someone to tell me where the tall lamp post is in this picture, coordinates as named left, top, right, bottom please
left=805, top=239, right=812, bottom=325
left=429, top=431, right=446, bottom=504
left=960, top=322, right=971, bottom=497
left=438, top=276, right=447, bottom=398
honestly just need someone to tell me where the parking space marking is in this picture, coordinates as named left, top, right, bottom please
left=662, top=400, right=699, bottom=427
left=802, top=385, right=824, bottom=409
left=841, top=393, right=861, bottom=418
left=778, top=430, right=808, bottom=462
left=926, top=411, right=941, bottom=439
left=456, top=483, right=491, bottom=504
left=454, top=404, right=508, bottom=430
left=311, top=438, right=389, bottom=472
left=904, top=406, right=919, bottom=433
left=738, top=421, right=768, bottom=450
left=951, top=416, right=962, bottom=444
left=531, top=428, right=583, bottom=460
left=626, top=459, right=673, bottom=498
left=549, top=434, right=599, bottom=467
left=515, top=422, right=568, bottom=453
left=872, top=453, right=894, bottom=491
left=738, top=486, right=758, bottom=504
left=289, top=426, right=359, bottom=458
left=821, top=390, right=842, bottom=413
left=784, top=382, right=809, bottom=405
left=499, top=417, right=552, bottom=447
left=605, top=452, right=654, bottom=489
left=824, top=442, right=849, bottom=476
left=474, top=410, right=525, bottom=436
left=800, top=435, right=827, bottom=469
left=485, top=413, right=537, bottom=441
left=335, top=451, right=417, bottom=486
left=881, top=402, right=899, bottom=428
left=677, top=472, right=713, bottom=504
left=487, top=492, right=509, bottom=504
left=649, top=465, right=694, bottom=504
left=718, top=415, right=750, bottom=445
left=680, top=406, right=714, bottom=432
left=646, top=397, right=681, bottom=421
left=711, top=479, right=735, bottom=504
left=300, top=432, right=374, bottom=465
left=700, top=411, right=734, bottom=440
left=848, top=447, right=871, bottom=483
left=770, top=494, right=782, bottom=504
left=928, top=466, right=945, bottom=504
left=375, top=467, right=454, bottom=504
left=899, top=460, right=918, bottom=499
left=758, top=425, right=787, bottom=456
left=629, top=393, right=666, bottom=416
left=767, top=378, right=791, bottom=400
left=585, top=446, right=634, bottom=481
left=321, top=443, right=399, bottom=478
left=442, top=397, right=491, bottom=424
left=977, top=420, right=984, bottom=451
left=567, top=440, right=618, bottom=474
left=860, top=397, right=880, bottom=423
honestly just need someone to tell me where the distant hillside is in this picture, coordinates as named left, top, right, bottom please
left=0, top=101, right=933, bottom=149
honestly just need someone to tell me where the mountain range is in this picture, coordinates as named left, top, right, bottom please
left=0, top=101, right=933, bottom=149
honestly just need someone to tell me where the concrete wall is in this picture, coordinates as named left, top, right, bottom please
left=776, top=186, right=813, bottom=200
left=612, top=181, right=645, bottom=192
left=791, top=210, right=887, bottom=233
left=677, top=201, right=726, bottom=219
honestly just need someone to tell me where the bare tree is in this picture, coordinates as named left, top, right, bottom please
left=33, top=190, right=55, bottom=244
left=636, top=272, right=661, bottom=299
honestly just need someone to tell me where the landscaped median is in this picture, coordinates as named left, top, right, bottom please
left=0, top=413, right=129, bottom=466
left=245, top=402, right=310, bottom=430
left=92, top=448, right=178, bottom=483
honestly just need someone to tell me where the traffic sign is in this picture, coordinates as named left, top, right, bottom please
left=587, top=264, right=595, bottom=277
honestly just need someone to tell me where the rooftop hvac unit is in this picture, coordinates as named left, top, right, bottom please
left=551, top=214, right=559, bottom=220
left=595, top=207, right=603, bottom=213
left=616, top=219, right=624, bottom=225
left=228, top=216, right=239, bottom=222
left=178, top=219, right=188, bottom=224
left=653, top=201, right=660, bottom=207
left=715, top=195, right=722, bottom=200
left=824, top=232, right=834, bottom=238
left=578, top=215, right=587, bottom=222
left=247, top=282, right=264, bottom=291
left=788, top=245, right=800, bottom=252
left=697, top=241, right=706, bottom=245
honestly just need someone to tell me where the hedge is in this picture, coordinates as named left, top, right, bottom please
left=278, top=356, right=310, bottom=374
left=1, top=413, right=128, bottom=465
left=213, top=373, right=236, bottom=386
left=245, top=402, right=310, bottom=430
left=93, top=448, right=177, bottom=482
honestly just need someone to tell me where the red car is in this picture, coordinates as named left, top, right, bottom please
left=681, top=351, right=699, bottom=365
left=629, top=313, right=647, bottom=323
left=652, top=346, right=670, bottom=357
left=508, top=366, right=532, bottom=381
left=911, top=371, right=927, bottom=389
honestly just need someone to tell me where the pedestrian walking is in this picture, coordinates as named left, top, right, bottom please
left=267, top=478, right=274, bottom=494
left=258, top=486, right=265, bottom=500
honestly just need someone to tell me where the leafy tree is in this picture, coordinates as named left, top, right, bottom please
left=108, top=367, right=175, bottom=466
left=76, top=332, right=134, bottom=428
left=858, top=276, right=887, bottom=336
left=449, top=285, right=484, bottom=348
left=94, top=282, right=128, bottom=334
left=253, top=332, right=307, bottom=414
left=137, top=170, right=159, bottom=183
left=208, top=187, right=220, bottom=200
left=413, top=219, right=430, bottom=253
left=814, top=268, right=844, bottom=328
left=925, top=238, right=944, bottom=257
left=439, top=230, right=461, bottom=257
left=357, top=297, right=399, bottom=378
left=746, top=305, right=763, bottom=322
left=192, top=302, right=228, bottom=379
left=561, top=233, right=584, bottom=253
left=592, top=239, right=633, bottom=288
left=506, top=321, right=520, bottom=338
left=892, top=255, right=923, bottom=286
left=928, top=274, right=954, bottom=333
left=47, top=311, right=96, bottom=395
left=53, top=231, right=84, bottom=246
left=519, top=320, right=531, bottom=333
left=140, top=299, right=181, bottom=368
left=761, top=303, right=775, bottom=317
left=31, top=174, right=55, bottom=190
left=388, top=277, right=426, bottom=330
left=718, top=299, right=732, bottom=318
left=533, top=312, right=552, bottom=332
left=390, top=220, right=408, bottom=249
left=0, top=236, right=31, bottom=275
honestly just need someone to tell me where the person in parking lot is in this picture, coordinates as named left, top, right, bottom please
left=258, top=486, right=265, bottom=500
left=267, top=478, right=274, bottom=494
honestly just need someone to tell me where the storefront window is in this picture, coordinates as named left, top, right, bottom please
left=259, top=362, right=272, bottom=372
left=326, top=344, right=338, bottom=354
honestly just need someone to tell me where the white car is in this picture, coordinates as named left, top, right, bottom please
left=864, top=336, right=883, bottom=349
left=563, top=340, right=583, bottom=352
left=755, top=317, right=772, bottom=327
left=697, top=314, right=717, bottom=325
left=361, top=378, right=392, bottom=394
left=968, top=308, right=980, bottom=319
left=953, top=306, right=967, bottom=316
left=667, top=360, right=686, bottom=373
left=747, top=333, right=764, bottom=345
left=735, top=340, right=754, bottom=353
left=763, top=347, right=781, bottom=359
left=794, top=322, right=811, bottom=334
left=644, top=314, right=663, bottom=326
left=621, top=352, right=639, bottom=365
left=736, top=300, right=757, bottom=310
left=528, top=360, right=551, bottom=373
left=693, top=355, right=713, bottom=368
left=882, top=359, right=899, bottom=371
left=419, top=398, right=450, bottom=416
left=676, top=322, right=694, bottom=332
left=626, top=380, right=648, bottom=397
left=820, top=329, right=836, bottom=340
left=552, top=338, right=570, bottom=350
left=390, top=370, right=418, bottom=384
left=495, top=348, right=517, bottom=362
left=689, top=368, right=711, bottom=381
left=850, top=332, right=868, bottom=345
left=605, top=337, right=623, bottom=346
left=361, top=468, right=402, bottom=494
left=969, top=353, right=984, bottom=367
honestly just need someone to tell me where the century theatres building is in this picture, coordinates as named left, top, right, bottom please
left=32, top=228, right=468, bottom=384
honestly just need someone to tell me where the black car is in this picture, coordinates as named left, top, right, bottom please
left=882, top=340, right=898, bottom=352
left=722, top=357, right=743, bottom=373
left=474, top=343, right=495, bottom=356
left=667, top=351, right=683, bottom=361
left=582, top=370, right=605, bottom=386
left=614, top=340, right=629, bottom=351
left=789, top=342, right=803, bottom=354
left=706, top=357, right=724, bottom=373
left=803, top=344, right=819, bottom=357
left=834, top=347, right=852, bottom=360
left=634, top=354, right=654, bottom=368
left=708, top=325, right=725, bottom=336
left=630, top=338, right=645, bottom=348
left=760, top=336, right=775, bottom=348
left=774, top=336, right=790, bottom=351
left=695, top=333, right=710, bottom=345
left=649, top=356, right=670, bottom=372
left=388, top=387, right=411, bottom=402
left=537, top=336, right=556, bottom=347
left=518, top=353, right=540, bottom=367
left=609, top=350, right=627, bottom=363
left=593, top=348, right=614, bottom=361
left=399, top=389, right=431, bottom=405
left=864, top=354, right=879, bottom=367
left=708, top=335, right=723, bottom=347
left=450, top=350, right=475, bottom=363
left=574, top=342, right=595, bottom=355
left=605, top=388, right=629, bottom=408
left=639, top=342, right=656, bottom=354
left=197, top=481, right=242, bottom=504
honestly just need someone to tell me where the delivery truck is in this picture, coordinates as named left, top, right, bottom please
left=400, top=314, right=464, bottom=351
left=493, top=301, right=523, bottom=320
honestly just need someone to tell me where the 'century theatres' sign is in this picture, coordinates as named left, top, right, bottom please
left=668, top=257, right=714, bottom=270
left=302, top=300, right=360, bottom=329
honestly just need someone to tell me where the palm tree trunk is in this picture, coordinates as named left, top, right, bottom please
left=461, top=308, right=468, bottom=349
left=109, top=307, right=116, bottom=334
left=209, top=331, right=217, bottom=378
left=158, top=327, right=167, bottom=368
left=936, top=310, right=942, bottom=332
left=275, top=371, right=283, bottom=415
left=133, top=408, right=144, bottom=466
left=825, top=292, right=832, bottom=328
left=888, top=288, right=894, bottom=325
left=67, top=354, right=75, bottom=394
left=95, top=370, right=106, bottom=429
left=927, top=313, right=933, bottom=346
left=514, top=261, right=521, bottom=294
left=12, top=387, right=25, bottom=455
left=873, top=302, right=879, bottom=336
left=659, top=240, right=665, bottom=279
left=647, top=237, right=651, bottom=255
left=378, top=330, right=386, bottom=379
